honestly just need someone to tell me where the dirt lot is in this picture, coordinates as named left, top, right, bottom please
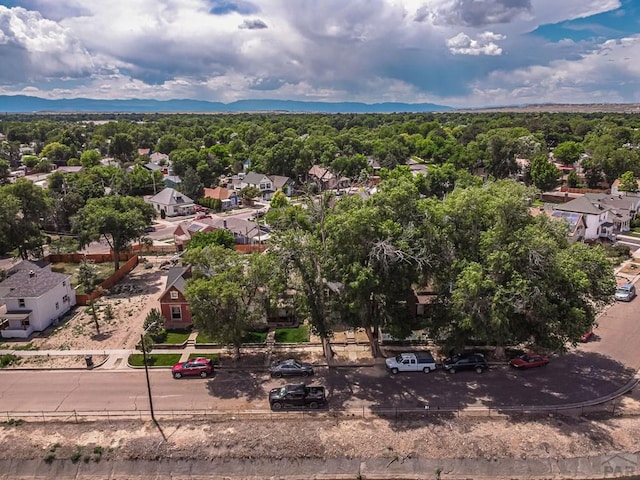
left=2, top=258, right=170, bottom=368
left=1, top=414, right=640, bottom=463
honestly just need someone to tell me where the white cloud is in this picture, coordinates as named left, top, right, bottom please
left=0, top=0, right=633, bottom=106
left=447, top=31, right=505, bottom=55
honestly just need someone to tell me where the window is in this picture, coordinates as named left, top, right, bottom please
left=171, top=306, right=182, bottom=320
left=21, top=319, right=30, bottom=328
left=170, top=291, right=179, bottom=300
left=18, top=299, right=25, bottom=308
left=63, top=281, right=66, bottom=287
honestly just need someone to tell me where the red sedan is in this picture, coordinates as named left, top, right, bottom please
left=509, top=353, right=549, bottom=369
left=581, top=331, right=595, bottom=343
left=171, top=357, right=214, bottom=379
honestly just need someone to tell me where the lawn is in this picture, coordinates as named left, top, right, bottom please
left=196, top=330, right=268, bottom=344
left=159, top=330, right=191, bottom=344
left=50, top=262, right=115, bottom=294
left=128, top=353, right=182, bottom=367
left=188, top=353, right=219, bottom=363
left=274, top=325, right=309, bottom=343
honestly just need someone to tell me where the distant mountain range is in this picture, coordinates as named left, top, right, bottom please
left=0, top=95, right=452, bottom=114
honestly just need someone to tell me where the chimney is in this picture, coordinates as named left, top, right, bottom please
left=223, top=219, right=227, bottom=228
left=29, top=270, right=35, bottom=278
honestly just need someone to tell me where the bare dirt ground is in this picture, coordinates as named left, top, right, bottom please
left=3, top=257, right=170, bottom=368
left=1, top=414, right=640, bottom=463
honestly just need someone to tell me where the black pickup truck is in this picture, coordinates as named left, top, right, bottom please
left=269, top=384, right=327, bottom=410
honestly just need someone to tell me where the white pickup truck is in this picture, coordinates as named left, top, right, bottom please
left=385, top=352, right=437, bottom=374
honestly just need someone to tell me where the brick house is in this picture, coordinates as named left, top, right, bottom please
left=159, top=266, right=193, bottom=329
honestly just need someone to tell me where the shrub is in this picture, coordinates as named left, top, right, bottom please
left=0, top=354, right=19, bottom=368
left=70, top=451, right=82, bottom=463
left=44, top=453, right=56, bottom=464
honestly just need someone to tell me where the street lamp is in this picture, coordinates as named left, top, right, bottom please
left=141, top=322, right=158, bottom=425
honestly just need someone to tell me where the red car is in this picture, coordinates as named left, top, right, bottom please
left=581, top=331, right=595, bottom=343
left=172, top=357, right=214, bottom=379
left=509, top=353, right=549, bottom=369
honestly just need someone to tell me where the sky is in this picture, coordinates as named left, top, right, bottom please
left=0, top=0, right=638, bottom=108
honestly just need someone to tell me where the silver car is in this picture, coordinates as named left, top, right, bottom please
left=615, top=283, right=637, bottom=302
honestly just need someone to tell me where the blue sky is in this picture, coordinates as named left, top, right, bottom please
left=0, top=0, right=637, bottom=107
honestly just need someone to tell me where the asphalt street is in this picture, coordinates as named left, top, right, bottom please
left=1, top=289, right=639, bottom=414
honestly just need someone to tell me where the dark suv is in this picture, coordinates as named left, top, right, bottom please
left=442, top=353, right=488, bottom=374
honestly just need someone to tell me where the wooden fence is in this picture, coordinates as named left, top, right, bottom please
left=45, top=252, right=136, bottom=264
left=75, top=255, right=139, bottom=306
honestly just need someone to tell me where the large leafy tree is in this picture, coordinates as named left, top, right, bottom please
left=72, top=195, right=156, bottom=270
left=425, top=180, right=615, bottom=354
left=184, top=246, right=279, bottom=359
left=324, top=185, right=425, bottom=357
left=529, top=153, right=561, bottom=192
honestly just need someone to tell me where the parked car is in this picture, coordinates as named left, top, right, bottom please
left=269, top=384, right=326, bottom=410
left=442, top=353, right=488, bottom=374
left=509, top=353, right=549, bottom=369
left=171, top=357, right=214, bottom=379
left=269, top=359, right=314, bottom=378
left=615, top=282, right=637, bottom=302
left=581, top=331, right=595, bottom=343
left=385, top=352, right=437, bottom=374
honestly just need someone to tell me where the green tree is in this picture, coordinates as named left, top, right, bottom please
left=187, top=230, right=235, bottom=250
left=0, top=159, right=10, bottom=185
left=553, top=141, right=583, bottom=165
left=184, top=246, right=278, bottom=359
left=108, top=133, right=135, bottom=161
left=529, top=154, right=561, bottom=192
left=72, top=196, right=156, bottom=270
left=618, top=171, right=639, bottom=193
left=80, top=149, right=102, bottom=168
left=179, top=166, right=203, bottom=200
left=426, top=180, right=615, bottom=353
left=270, top=190, right=289, bottom=209
left=239, top=186, right=261, bottom=205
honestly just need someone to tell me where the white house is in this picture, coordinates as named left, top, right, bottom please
left=146, top=188, right=195, bottom=217
left=553, top=196, right=611, bottom=241
left=0, top=261, right=76, bottom=339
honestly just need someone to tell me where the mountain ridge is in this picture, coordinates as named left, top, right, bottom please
left=0, top=95, right=452, bottom=113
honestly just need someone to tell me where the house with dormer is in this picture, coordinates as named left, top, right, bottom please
left=553, top=196, right=610, bottom=240
left=0, top=260, right=76, bottom=339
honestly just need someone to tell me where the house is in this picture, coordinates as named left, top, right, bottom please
left=173, top=217, right=269, bottom=249
left=242, top=172, right=275, bottom=200
left=308, top=165, right=338, bottom=190
left=611, top=178, right=640, bottom=197
left=553, top=196, right=611, bottom=240
left=584, top=192, right=638, bottom=234
left=203, top=186, right=239, bottom=210
left=0, top=260, right=76, bottom=339
left=149, top=152, right=169, bottom=164
left=270, top=175, right=295, bottom=197
left=531, top=206, right=587, bottom=243
left=146, top=188, right=195, bottom=217
left=407, top=159, right=428, bottom=177
left=159, top=266, right=193, bottom=329
left=553, top=193, right=638, bottom=240
left=163, top=175, right=182, bottom=189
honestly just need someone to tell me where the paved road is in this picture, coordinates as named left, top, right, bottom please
left=1, top=289, right=639, bottom=414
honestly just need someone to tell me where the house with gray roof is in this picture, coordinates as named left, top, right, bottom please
left=146, top=187, right=195, bottom=217
left=554, top=196, right=611, bottom=240
left=159, top=266, right=192, bottom=329
left=0, top=260, right=76, bottom=339
left=553, top=193, right=637, bottom=240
